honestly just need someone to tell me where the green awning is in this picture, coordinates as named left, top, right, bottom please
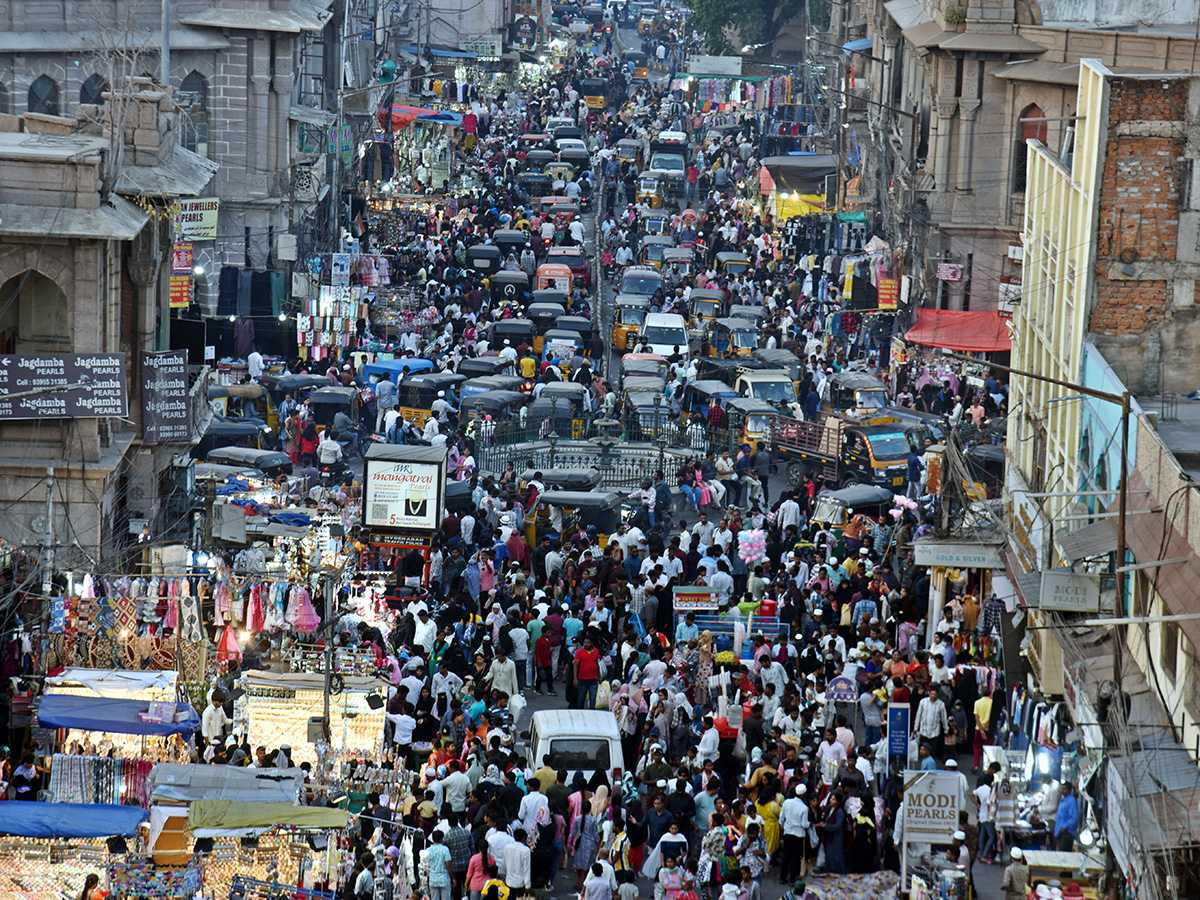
left=189, top=800, right=348, bottom=831
left=836, top=212, right=868, bottom=223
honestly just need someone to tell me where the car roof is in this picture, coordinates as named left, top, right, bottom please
left=530, top=709, right=622, bottom=739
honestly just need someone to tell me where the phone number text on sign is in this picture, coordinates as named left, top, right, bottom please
left=364, top=461, right=442, bottom=531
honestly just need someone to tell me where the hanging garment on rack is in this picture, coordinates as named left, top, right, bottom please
left=286, top=586, right=322, bottom=634
left=178, top=581, right=203, bottom=643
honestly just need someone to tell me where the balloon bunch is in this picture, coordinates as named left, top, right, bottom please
left=890, top=494, right=920, bottom=520
left=738, top=528, right=767, bottom=563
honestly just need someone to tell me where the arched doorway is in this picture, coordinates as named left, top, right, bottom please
left=1013, top=103, right=1048, bottom=193
left=0, top=270, right=70, bottom=354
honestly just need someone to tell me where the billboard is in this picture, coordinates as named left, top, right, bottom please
left=363, top=450, right=446, bottom=533
left=1039, top=569, right=1101, bottom=613
left=141, top=350, right=191, bottom=442
left=902, top=771, right=960, bottom=841
left=0, top=353, right=127, bottom=419
left=176, top=198, right=219, bottom=240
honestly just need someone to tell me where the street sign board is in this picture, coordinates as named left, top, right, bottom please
left=141, top=350, right=191, bottom=442
left=0, top=353, right=127, bottom=419
left=902, top=770, right=959, bottom=842
left=888, top=705, right=909, bottom=759
left=1039, top=569, right=1102, bottom=613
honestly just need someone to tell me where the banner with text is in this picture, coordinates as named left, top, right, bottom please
left=141, top=350, right=191, bottom=442
left=0, top=354, right=127, bottom=419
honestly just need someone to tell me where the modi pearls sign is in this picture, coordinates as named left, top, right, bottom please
left=1039, top=569, right=1101, bottom=613
left=903, top=771, right=959, bottom=841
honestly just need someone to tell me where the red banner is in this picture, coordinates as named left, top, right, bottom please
left=878, top=277, right=899, bottom=310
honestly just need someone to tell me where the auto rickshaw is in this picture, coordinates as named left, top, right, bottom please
left=466, top=243, right=504, bottom=275
left=545, top=161, right=576, bottom=183
left=531, top=289, right=568, bottom=307
left=581, top=77, right=609, bottom=109
left=636, top=172, right=666, bottom=209
left=458, top=356, right=517, bottom=380
left=461, top=389, right=527, bottom=422
left=535, top=263, right=573, bottom=293
left=725, top=397, right=780, bottom=444
left=395, top=372, right=465, bottom=427
left=519, top=133, right=549, bottom=150
left=461, top=375, right=524, bottom=400
left=204, top=446, right=293, bottom=478
left=445, top=479, right=474, bottom=515
left=529, top=383, right=588, bottom=437
left=623, top=50, right=650, bottom=79
left=619, top=352, right=668, bottom=383
left=639, top=208, right=671, bottom=235
left=819, top=370, right=890, bottom=420
left=639, top=235, right=676, bottom=268
left=362, top=358, right=435, bottom=386
left=490, top=317, right=536, bottom=355
left=538, top=195, right=571, bottom=218
left=636, top=12, right=655, bottom=33
left=753, top=348, right=803, bottom=390
left=688, top=289, right=724, bottom=333
left=493, top=228, right=531, bottom=257
left=662, top=248, right=693, bottom=281
left=559, top=148, right=592, bottom=177
left=541, top=329, right=584, bottom=368
left=619, top=266, right=662, bottom=299
left=207, top=382, right=265, bottom=420
left=523, top=148, right=557, bottom=173
left=259, top=373, right=331, bottom=431
left=809, top=484, right=895, bottom=528
left=725, top=301, right=761, bottom=320
left=710, top=317, right=758, bottom=358
left=519, top=467, right=602, bottom=492
left=555, top=315, right=592, bottom=346
left=307, top=385, right=362, bottom=436
left=547, top=204, right=581, bottom=232
left=623, top=393, right=670, bottom=440
left=616, top=139, right=643, bottom=167
left=525, top=490, right=622, bottom=548
left=491, top=269, right=531, bottom=307
left=516, top=171, right=553, bottom=204
left=526, top=302, right=565, bottom=354
left=681, top=379, right=738, bottom=416
left=612, top=295, right=651, bottom=351
left=192, top=416, right=273, bottom=459
left=716, top=251, right=751, bottom=276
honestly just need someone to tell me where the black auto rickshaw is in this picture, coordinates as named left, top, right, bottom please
left=729, top=304, right=766, bottom=325
left=810, top=484, right=895, bottom=528
left=458, top=356, right=517, bottom=379
left=192, top=416, right=273, bottom=459
left=519, top=468, right=602, bottom=491
left=445, top=479, right=474, bottom=514
left=559, top=148, right=592, bottom=174
left=490, top=317, right=535, bottom=354
left=581, top=77, right=609, bottom=109
left=523, top=148, right=557, bottom=172
left=525, top=490, right=623, bottom=547
left=460, top=374, right=526, bottom=399
left=716, top=251, right=751, bottom=275
left=491, top=269, right=531, bottom=306
left=555, top=315, right=592, bottom=345
left=204, top=445, right=293, bottom=478
left=307, top=385, right=362, bottom=435
left=531, top=289, right=569, bottom=307
left=466, top=243, right=504, bottom=275
left=526, top=302, right=566, bottom=354
left=689, top=288, right=724, bottom=332
left=529, top=383, right=588, bottom=436
left=639, top=208, right=671, bottom=236
left=462, top=389, right=528, bottom=422
left=259, top=373, right=330, bottom=430
left=398, top=372, right=467, bottom=426
left=493, top=229, right=531, bottom=258
left=516, top=171, right=553, bottom=204
left=681, top=379, right=738, bottom=416
left=622, top=49, right=649, bottom=80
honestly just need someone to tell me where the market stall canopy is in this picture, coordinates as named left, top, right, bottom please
left=0, top=802, right=148, bottom=838
left=759, top=154, right=839, bottom=194
left=36, top=694, right=200, bottom=738
left=45, top=668, right=177, bottom=699
left=150, top=764, right=304, bottom=804
left=188, top=800, right=348, bottom=831
left=904, top=308, right=1012, bottom=353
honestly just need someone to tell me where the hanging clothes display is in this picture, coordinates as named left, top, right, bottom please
left=47, top=754, right=154, bottom=807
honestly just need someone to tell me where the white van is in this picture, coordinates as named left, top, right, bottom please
left=524, top=710, right=624, bottom=782
left=638, top=312, right=689, bottom=356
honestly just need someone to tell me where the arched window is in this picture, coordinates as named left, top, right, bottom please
left=1013, top=103, right=1048, bottom=193
left=80, top=74, right=109, bottom=106
left=0, top=270, right=70, bottom=354
left=179, top=71, right=208, bottom=157
left=27, top=75, right=59, bottom=116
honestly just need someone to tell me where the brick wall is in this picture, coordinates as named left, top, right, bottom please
left=1089, top=77, right=1188, bottom=337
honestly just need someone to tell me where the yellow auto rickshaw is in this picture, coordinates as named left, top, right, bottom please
left=616, top=139, right=643, bottom=167
left=639, top=235, right=676, bottom=268
left=623, top=49, right=649, bottom=80
left=545, top=161, right=576, bottom=182
left=637, top=172, right=666, bottom=209
left=611, top=295, right=651, bottom=351
left=524, top=490, right=623, bottom=548
left=639, top=208, right=672, bottom=236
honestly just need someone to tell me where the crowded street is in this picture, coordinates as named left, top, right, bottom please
left=0, top=0, right=1162, bottom=898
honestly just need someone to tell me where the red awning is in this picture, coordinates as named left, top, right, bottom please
left=904, top=308, right=1011, bottom=353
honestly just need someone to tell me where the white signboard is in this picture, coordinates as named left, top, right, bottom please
left=903, top=770, right=960, bottom=841
left=1039, top=570, right=1102, bottom=613
left=176, top=198, right=219, bottom=240
left=459, top=33, right=502, bottom=58
left=913, top=540, right=1004, bottom=569
left=364, top=460, right=443, bottom=531
left=688, top=55, right=742, bottom=77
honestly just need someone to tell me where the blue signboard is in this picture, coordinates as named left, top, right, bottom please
left=888, top=705, right=909, bottom=759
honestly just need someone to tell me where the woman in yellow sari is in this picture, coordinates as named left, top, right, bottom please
left=755, top=784, right=783, bottom=857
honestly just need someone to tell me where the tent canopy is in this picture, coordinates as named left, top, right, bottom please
left=189, top=800, right=348, bottom=831
left=904, top=308, right=1011, bottom=353
left=0, top=802, right=147, bottom=838
left=759, top=154, right=839, bottom=194
left=46, top=668, right=177, bottom=699
left=150, top=764, right=303, bottom=804
left=37, top=694, right=200, bottom=738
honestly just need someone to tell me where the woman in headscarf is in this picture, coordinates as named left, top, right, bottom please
left=697, top=811, right=732, bottom=900
left=569, top=785, right=605, bottom=888
left=695, top=631, right=714, bottom=706
left=669, top=691, right=693, bottom=760
left=753, top=772, right=783, bottom=858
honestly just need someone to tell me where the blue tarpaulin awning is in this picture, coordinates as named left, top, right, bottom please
left=843, top=38, right=874, bottom=53
left=0, top=802, right=148, bottom=838
left=37, top=693, right=201, bottom=738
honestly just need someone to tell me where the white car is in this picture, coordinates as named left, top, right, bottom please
left=638, top=312, right=690, bottom=357
left=556, top=138, right=588, bottom=154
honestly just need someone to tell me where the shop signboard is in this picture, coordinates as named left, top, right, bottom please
left=176, top=198, right=219, bottom=240
left=1039, top=569, right=1101, bottom=613
left=913, top=540, right=1003, bottom=569
left=331, top=254, right=352, bottom=286
left=0, top=353, right=127, bottom=419
left=141, top=350, right=191, bottom=442
left=878, top=277, right=899, bottom=310
left=825, top=675, right=857, bottom=703
left=459, top=33, right=502, bottom=58
left=888, top=705, right=909, bottom=760
left=688, top=55, right=742, bottom=77
left=171, top=242, right=194, bottom=274
left=512, top=16, right=538, bottom=48
left=902, top=770, right=959, bottom=841
left=673, top=587, right=718, bottom=612
left=935, top=262, right=964, bottom=282
left=169, top=273, right=192, bottom=308
left=363, top=446, right=446, bottom=533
